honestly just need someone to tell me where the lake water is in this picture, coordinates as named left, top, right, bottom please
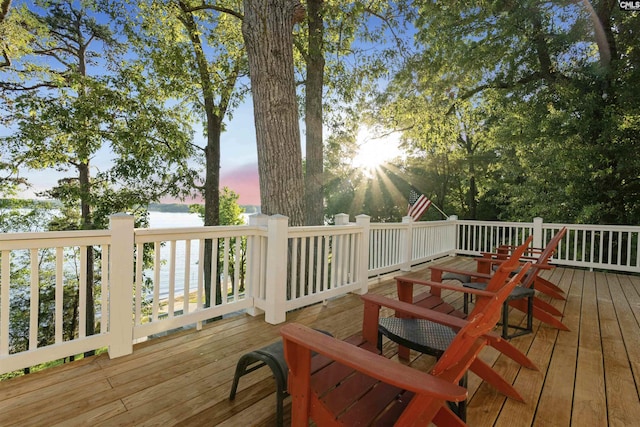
left=148, top=211, right=204, bottom=228
left=146, top=211, right=250, bottom=300
left=147, top=211, right=250, bottom=228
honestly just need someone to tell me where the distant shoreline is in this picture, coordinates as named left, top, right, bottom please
left=0, top=199, right=260, bottom=215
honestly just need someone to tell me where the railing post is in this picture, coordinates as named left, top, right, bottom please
left=264, top=215, right=289, bottom=324
left=355, top=214, right=370, bottom=294
left=533, top=217, right=543, bottom=248
left=334, top=213, right=349, bottom=225
left=334, top=214, right=349, bottom=290
left=401, top=216, right=414, bottom=271
left=108, top=213, right=135, bottom=358
left=246, top=214, right=268, bottom=317
left=448, top=215, right=459, bottom=254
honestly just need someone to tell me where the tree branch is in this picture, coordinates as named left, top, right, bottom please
left=0, top=81, right=60, bottom=91
left=0, top=0, right=11, bottom=67
left=180, top=3, right=243, bottom=21
left=363, top=6, right=410, bottom=60
left=446, top=72, right=546, bottom=115
left=0, top=50, right=10, bottom=68
left=0, top=0, right=11, bottom=24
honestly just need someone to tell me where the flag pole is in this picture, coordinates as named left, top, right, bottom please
left=408, top=185, right=449, bottom=221
left=430, top=202, right=449, bottom=219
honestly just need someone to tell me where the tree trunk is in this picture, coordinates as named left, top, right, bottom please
left=178, top=3, right=222, bottom=306
left=242, top=0, right=306, bottom=226
left=79, top=161, right=95, bottom=355
left=304, top=0, right=325, bottom=226
left=203, top=115, right=222, bottom=307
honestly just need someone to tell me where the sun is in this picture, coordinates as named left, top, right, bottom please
left=352, top=127, right=404, bottom=177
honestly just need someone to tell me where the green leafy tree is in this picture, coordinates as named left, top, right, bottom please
left=296, top=1, right=412, bottom=225
left=116, top=0, right=247, bottom=306
left=1, top=0, right=194, bottom=341
left=373, top=1, right=639, bottom=224
left=0, top=0, right=42, bottom=69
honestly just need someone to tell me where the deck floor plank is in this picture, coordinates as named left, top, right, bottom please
left=1, top=260, right=639, bottom=426
left=601, top=273, right=640, bottom=424
left=572, top=268, right=608, bottom=426
left=532, top=267, right=580, bottom=427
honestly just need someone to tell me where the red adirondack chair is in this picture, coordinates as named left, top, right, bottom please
left=478, top=228, right=568, bottom=300
left=383, top=237, right=536, bottom=403
left=427, top=227, right=569, bottom=332
left=281, top=256, right=532, bottom=426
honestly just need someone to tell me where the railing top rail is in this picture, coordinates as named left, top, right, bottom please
left=412, top=220, right=453, bottom=227
left=134, top=225, right=265, bottom=243
left=542, top=223, right=640, bottom=232
left=456, top=220, right=640, bottom=232
left=0, top=229, right=112, bottom=242
left=456, top=220, right=534, bottom=227
left=0, top=229, right=112, bottom=250
left=288, top=224, right=363, bottom=237
left=369, top=220, right=452, bottom=230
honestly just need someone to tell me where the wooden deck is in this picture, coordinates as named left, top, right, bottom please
left=1, top=256, right=640, bottom=426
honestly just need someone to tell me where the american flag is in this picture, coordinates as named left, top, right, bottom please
left=408, top=189, right=432, bottom=221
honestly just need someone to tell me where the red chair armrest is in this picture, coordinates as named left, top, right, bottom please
left=280, top=323, right=467, bottom=401
left=395, top=275, right=495, bottom=297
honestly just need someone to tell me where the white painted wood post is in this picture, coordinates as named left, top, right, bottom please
left=401, top=216, right=414, bottom=271
left=108, top=213, right=135, bottom=358
left=264, top=215, right=288, bottom=324
left=246, top=214, right=268, bottom=317
left=334, top=214, right=349, bottom=289
left=448, top=215, right=459, bottom=254
left=355, top=214, right=370, bottom=294
left=533, top=217, right=543, bottom=248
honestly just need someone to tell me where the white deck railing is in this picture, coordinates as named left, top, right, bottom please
left=455, top=218, right=640, bottom=273
left=1, top=214, right=638, bottom=374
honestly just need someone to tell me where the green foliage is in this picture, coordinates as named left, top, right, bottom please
left=189, top=187, right=245, bottom=225
left=0, top=199, right=56, bottom=232
left=367, top=1, right=640, bottom=224
left=1, top=0, right=196, bottom=228
left=323, top=126, right=411, bottom=222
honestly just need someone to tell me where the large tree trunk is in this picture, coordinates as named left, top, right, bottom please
left=242, top=0, right=306, bottom=226
left=304, top=0, right=325, bottom=226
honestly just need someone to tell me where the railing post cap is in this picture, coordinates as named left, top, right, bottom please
left=448, top=215, right=458, bottom=221
left=269, top=214, right=289, bottom=226
left=110, top=212, right=133, bottom=219
left=109, top=213, right=134, bottom=223
left=334, top=213, right=350, bottom=225
left=355, top=214, right=370, bottom=224
left=249, top=213, right=269, bottom=226
left=402, top=216, right=413, bottom=223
